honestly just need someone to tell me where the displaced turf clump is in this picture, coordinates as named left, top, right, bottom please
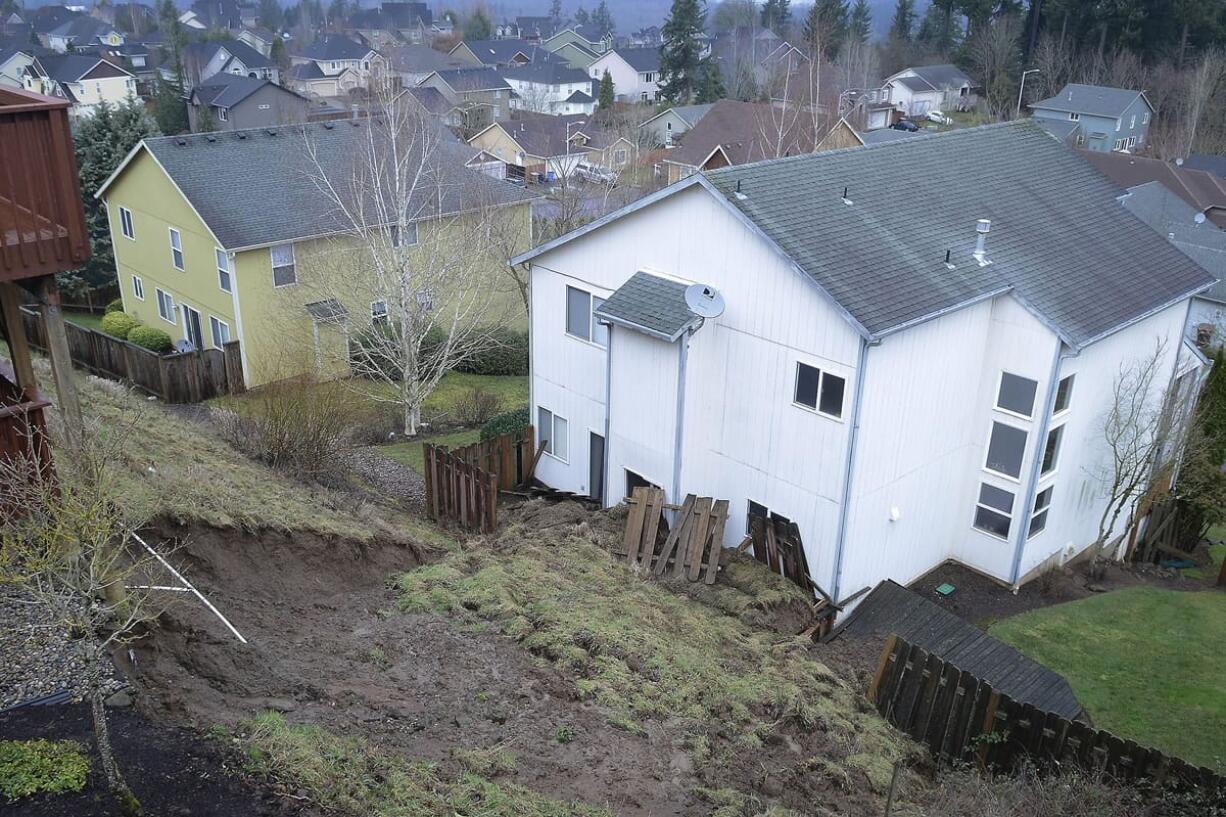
left=241, top=712, right=609, bottom=817
left=0, top=739, right=90, bottom=801
left=394, top=500, right=912, bottom=801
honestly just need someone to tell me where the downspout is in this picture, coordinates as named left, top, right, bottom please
left=831, top=337, right=869, bottom=603
left=670, top=324, right=697, bottom=505
left=1009, top=342, right=1068, bottom=587
left=602, top=322, right=613, bottom=507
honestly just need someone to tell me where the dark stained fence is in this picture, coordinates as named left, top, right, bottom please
left=870, top=635, right=1226, bottom=793
left=19, top=307, right=244, bottom=403
left=0, top=360, right=53, bottom=513
left=443, top=425, right=541, bottom=490
left=423, top=444, right=498, bottom=533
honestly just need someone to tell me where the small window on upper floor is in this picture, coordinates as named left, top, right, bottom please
left=119, top=206, right=134, bottom=239
left=216, top=248, right=232, bottom=293
left=1053, top=374, right=1074, bottom=413
left=169, top=228, right=184, bottom=270
left=565, top=285, right=599, bottom=342
left=271, top=243, right=296, bottom=287
left=997, top=372, right=1038, bottom=417
left=794, top=362, right=845, bottom=419
left=1130, top=114, right=1136, bottom=129
left=391, top=222, right=418, bottom=247
left=1069, top=112, right=1079, bottom=121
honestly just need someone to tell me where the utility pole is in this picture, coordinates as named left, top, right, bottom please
left=1016, top=68, right=1040, bottom=119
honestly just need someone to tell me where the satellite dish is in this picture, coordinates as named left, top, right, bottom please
left=685, top=283, right=726, bottom=319
left=1195, top=212, right=1207, bottom=225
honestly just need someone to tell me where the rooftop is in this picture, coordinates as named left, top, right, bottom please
left=1121, top=181, right=1226, bottom=304
left=297, top=35, right=373, bottom=62
left=193, top=73, right=304, bottom=109
left=595, top=271, right=702, bottom=341
left=1032, top=83, right=1152, bottom=118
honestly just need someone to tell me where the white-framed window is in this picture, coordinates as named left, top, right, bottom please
left=984, top=420, right=1027, bottom=479
left=156, top=288, right=175, bottom=323
left=1114, top=138, right=1126, bottom=150
left=1028, top=485, right=1054, bottom=538
left=391, top=222, right=418, bottom=247
left=119, top=206, right=134, bottom=239
left=1142, top=111, right=1150, bottom=124
left=1130, top=114, right=1136, bottom=129
left=1127, top=135, right=1137, bottom=148
left=537, top=405, right=569, bottom=462
left=209, top=315, right=230, bottom=348
left=1116, top=118, right=1122, bottom=131
left=215, top=248, right=232, bottom=292
left=218, top=106, right=228, bottom=121
left=270, top=243, right=296, bottom=286
left=565, top=285, right=605, bottom=344
left=973, top=482, right=1014, bottom=539
left=614, top=148, right=628, bottom=165
left=371, top=299, right=388, bottom=324
left=1068, top=111, right=1079, bottom=121
left=996, top=371, right=1038, bottom=418
left=1040, top=425, right=1064, bottom=475
left=131, top=274, right=144, bottom=300
left=416, top=290, right=435, bottom=311
left=1053, top=374, right=1074, bottom=414
left=793, top=361, right=846, bottom=419
left=169, top=227, right=184, bottom=270
left=591, top=296, right=607, bottom=347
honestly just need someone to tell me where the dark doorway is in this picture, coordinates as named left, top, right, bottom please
left=589, top=432, right=605, bottom=502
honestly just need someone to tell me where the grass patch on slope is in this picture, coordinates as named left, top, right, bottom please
left=990, top=587, right=1226, bottom=772
left=383, top=429, right=481, bottom=474
left=0, top=739, right=89, bottom=802
left=393, top=502, right=909, bottom=791
left=241, top=712, right=609, bottom=817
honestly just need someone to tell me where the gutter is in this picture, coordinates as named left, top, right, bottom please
left=831, top=336, right=870, bottom=603
left=602, top=322, right=613, bottom=507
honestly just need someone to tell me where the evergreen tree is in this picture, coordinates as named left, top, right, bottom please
left=64, top=99, right=159, bottom=303
left=153, top=76, right=188, bottom=135
left=696, top=56, right=726, bottom=102
left=327, top=0, right=349, bottom=24
left=575, top=5, right=589, bottom=26
left=658, top=0, right=705, bottom=103
left=598, top=67, right=615, bottom=110
left=156, top=0, right=185, bottom=83
left=591, top=0, right=614, bottom=37
left=889, top=0, right=914, bottom=41
left=760, top=0, right=790, bottom=35
left=915, top=0, right=959, bottom=54
left=195, top=105, right=218, bottom=133
left=549, top=0, right=562, bottom=23
left=464, top=7, right=493, bottom=40
left=849, top=0, right=871, bottom=44
left=270, top=36, right=289, bottom=71
left=803, top=0, right=849, bottom=59
left=1202, top=348, right=1226, bottom=460
left=257, top=0, right=283, bottom=29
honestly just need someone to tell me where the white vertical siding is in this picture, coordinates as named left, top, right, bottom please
left=606, top=329, right=679, bottom=497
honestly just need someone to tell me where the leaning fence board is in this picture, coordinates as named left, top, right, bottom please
left=422, top=443, right=497, bottom=534
left=870, top=635, right=1225, bottom=794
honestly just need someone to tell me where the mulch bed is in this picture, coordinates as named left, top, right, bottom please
left=0, top=702, right=305, bottom=817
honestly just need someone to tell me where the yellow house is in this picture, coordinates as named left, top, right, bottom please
left=97, top=121, right=535, bottom=387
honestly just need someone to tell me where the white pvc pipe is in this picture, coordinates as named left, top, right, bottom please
left=132, top=532, right=248, bottom=644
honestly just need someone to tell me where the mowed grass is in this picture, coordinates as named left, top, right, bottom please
left=383, top=429, right=481, bottom=473
left=990, top=587, right=1226, bottom=772
left=63, top=310, right=105, bottom=332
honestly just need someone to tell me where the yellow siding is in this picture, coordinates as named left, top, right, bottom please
left=469, top=124, right=527, bottom=165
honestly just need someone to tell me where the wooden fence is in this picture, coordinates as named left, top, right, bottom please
left=20, top=307, right=244, bottom=403
left=441, top=424, right=543, bottom=490
left=615, top=488, right=730, bottom=582
left=422, top=444, right=498, bottom=533
left=869, top=635, right=1225, bottom=792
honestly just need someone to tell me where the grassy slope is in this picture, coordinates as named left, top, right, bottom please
left=383, top=429, right=481, bottom=473
left=63, top=311, right=105, bottom=332
left=990, top=587, right=1226, bottom=772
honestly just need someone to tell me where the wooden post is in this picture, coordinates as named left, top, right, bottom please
left=0, top=282, right=36, bottom=395
left=36, top=276, right=81, bottom=437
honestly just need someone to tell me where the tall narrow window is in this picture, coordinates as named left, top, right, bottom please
left=565, top=285, right=591, bottom=341
left=131, top=274, right=144, bottom=300
left=1053, top=374, right=1074, bottom=413
left=156, top=288, right=175, bottom=323
left=973, top=483, right=1014, bottom=539
left=985, top=421, right=1027, bottom=479
left=1041, top=425, right=1064, bottom=475
left=537, top=406, right=568, bottom=461
left=169, top=228, right=184, bottom=270
left=119, top=206, right=134, bottom=239
left=271, top=243, right=296, bottom=286
left=1029, top=486, right=1054, bottom=537
left=997, top=372, right=1038, bottom=417
left=371, top=299, right=388, bottom=325
left=209, top=316, right=230, bottom=348
left=216, top=248, right=232, bottom=293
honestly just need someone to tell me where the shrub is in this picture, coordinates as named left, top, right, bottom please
left=457, top=328, right=528, bottom=376
left=453, top=387, right=501, bottom=427
left=100, top=311, right=140, bottom=339
left=127, top=325, right=173, bottom=353
left=481, top=407, right=529, bottom=441
left=0, top=739, right=90, bottom=802
left=349, top=324, right=403, bottom=382
left=105, top=298, right=124, bottom=313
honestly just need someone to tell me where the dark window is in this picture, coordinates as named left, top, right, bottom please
left=794, top=363, right=845, bottom=418
left=973, top=482, right=1014, bottom=539
left=625, top=469, right=656, bottom=498
left=997, top=372, right=1038, bottom=417
left=747, top=500, right=768, bottom=533
left=1041, top=425, right=1063, bottom=474
left=820, top=373, right=845, bottom=418
left=565, top=285, right=591, bottom=341
left=985, top=422, right=1027, bottom=478
left=978, top=483, right=1014, bottom=514
left=1029, top=486, right=1054, bottom=537
left=1053, top=375, right=1074, bottom=413
left=795, top=362, right=819, bottom=409
left=974, top=507, right=1011, bottom=538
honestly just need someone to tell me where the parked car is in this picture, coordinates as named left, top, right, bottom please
left=891, top=119, right=920, bottom=132
left=927, top=110, right=951, bottom=125
left=575, top=162, right=618, bottom=185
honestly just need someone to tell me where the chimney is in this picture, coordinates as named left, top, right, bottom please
left=973, top=218, right=992, bottom=265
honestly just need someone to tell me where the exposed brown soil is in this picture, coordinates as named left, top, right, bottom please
left=121, top=522, right=694, bottom=816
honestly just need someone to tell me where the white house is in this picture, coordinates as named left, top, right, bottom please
left=46, top=15, right=124, bottom=52
left=512, top=122, right=1214, bottom=606
left=587, top=47, right=660, bottom=103
left=23, top=54, right=136, bottom=117
left=180, top=39, right=280, bottom=90
left=0, top=46, right=38, bottom=89
left=503, top=61, right=595, bottom=116
left=290, top=36, right=383, bottom=87
left=883, top=63, right=975, bottom=117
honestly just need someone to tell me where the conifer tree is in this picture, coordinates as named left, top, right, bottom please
left=849, top=0, right=871, bottom=44
left=598, top=68, right=615, bottom=111
left=658, top=0, right=706, bottom=103
left=696, top=57, right=726, bottom=102
left=889, top=0, right=915, bottom=41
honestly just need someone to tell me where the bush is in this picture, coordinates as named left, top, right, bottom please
left=349, top=324, right=402, bottom=382
left=457, top=328, right=528, bottom=376
left=481, top=407, right=529, bottom=441
left=100, top=311, right=140, bottom=339
left=105, top=298, right=124, bottom=313
left=127, top=325, right=173, bottom=353
left=0, top=739, right=89, bottom=801
left=453, top=387, right=501, bottom=427
left=351, top=325, right=529, bottom=381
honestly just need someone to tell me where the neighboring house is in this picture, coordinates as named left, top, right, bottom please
left=46, top=15, right=125, bottom=52
left=23, top=54, right=136, bottom=117
left=1184, top=153, right=1226, bottom=178
left=1121, top=180, right=1226, bottom=345
left=97, top=122, right=534, bottom=387
left=586, top=47, right=660, bottom=103
left=543, top=26, right=610, bottom=58
left=417, top=67, right=512, bottom=129
left=1079, top=149, right=1226, bottom=229
left=449, top=39, right=559, bottom=68
left=468, top=113, right=633, bottom=182
left=287, top=61, right=362, bottom=98
left=29, top=5, right=84, bottom=47
left=639, top=103, right=714, bottom=147
left=882, top=63, right=975, bottom=117
left=548, top=37, right=601, bottom=70
left=512, top=15, right=558, bottom=42
left=103, top=3, right=158, bottom=36
left=179, top=0, right=247, bottom=31
left=0, top=11, right=33, bottom=42
left=659, top=98, right=818, bottom=184
left=0, top=45, right=39, bottom=89
left=511, top=121, right=1214, bottom=608
left=349, top=1, right=432, bottom=48
left=188, top=74, right=310, bottom=131
left=181, top=38, right=279, bottom=90
left=237, top=26, right=280, bottom=57
left=385, top=43, right=468, bottom=86
left=813, top=118, right=865, bottom=152
left=712, top=29, right=805, bottom=92
left=1030, top=83, right=1153, bottom=153
left=502, top=61, right=595, bottom=116
left=289, top=36, right=384, bottom=90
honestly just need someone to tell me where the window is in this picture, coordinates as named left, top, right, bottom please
left=209, top=315, right=230, bottom=348
left=794, top=362, right=845, bottom=419
left=371, top=299, right=388, bottom=324
left=1116, top=118, right=1122, bottom=131
left=215, top=248, right=232, bottom=292
left=1029, top=486, right=1054, bottom=537
left=625, top=469, right=657, bottom=498
left=985, top=421, right=1027, bottom=479
left=591, top=296, right=607, bottom=347
left=1041, top=425, right=1063, bottom=475
left=217, top=106, right=227, bottom=121
left=119, top=206, right=134, bottom=239
left=1142, top=111, right=1149, bottom=124
left=1130, top=114, right=1136, bottom=129
left=565, top=285, right=594, bottom=341
left=643, top=72, right=655, bottom=82
left=1068, top=111, right=1079, bottom=121
left=1114, top=138, right=1125, bottom=151
left=1053, top=375, right=1074, bottom=413
left=973, top=482, right=1014, bottom=539
left=537, top=406, right=569, bottom=461
left=169, top=228, right=184, bottom=270
left=131, top=274, right=144, bottom=300
left=997, top=372, right=1038, bottom=417
left=613, top=148, right=627, bottom=165
left=156, top=288, right=175, bottom=323
left=417, top=290, right=435, bottom=311
left=391, top=222, right=418, bottom=247
left=271, top=243, right=296, bottom=286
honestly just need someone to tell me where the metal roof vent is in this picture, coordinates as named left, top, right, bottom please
left=944, top=249, right=955, bottom=270
left=734, top=179, right=747, bottom=200
left=973, top=218, right=992, bottom=266
left=841, top=185, right=853, bottom=206
left=175, top=138, right=186, bottom=146
left=323, top=121, right=334, bottom=129
left=205, top=135, right=216, bottom=142
left=237, top=131, right=247, bottom=139
left=266, top=128, right=276, bottom=136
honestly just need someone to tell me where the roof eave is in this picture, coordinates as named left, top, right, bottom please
left=594, top=309, right=695, bottom=342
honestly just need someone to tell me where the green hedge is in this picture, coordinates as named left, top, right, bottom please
left=351, top=326, right=529, bottom=381
left=100, top=311, right=140, bottom=339
left=105, top=298, right=124, bottom=313
left=128, top=325, right=173, bottom=353
left=481, top=407, right=530, bottom=441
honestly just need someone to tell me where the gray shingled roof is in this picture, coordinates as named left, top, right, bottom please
left=859, top=127, right=919, bottom=144
left=1185, top=153, right=1226, bottom=178
left=1032, top=83, right=1151, bottom=118
left=193, top=73, right=303, bottom=109
left=298, top=35, right=373, bottom=61
left=595, top=271, right=701, bottom=341
left=1033, top=116, right=1081, bottom=144
left=613, top=46, right=659, bottom=73
left=129, top=121, right=534, bottom=250
left=1122, top=181, right=1226, bottom=303
left=702, top=121, right=1214, bottom=347
left=433, top=66, right=510, bottom=92
left=909, top=63, right=972, bottom=90
left=501, top=60, right=591, bottom=85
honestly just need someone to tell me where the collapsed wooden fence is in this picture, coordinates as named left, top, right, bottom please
left=422, top=425, right=544, bottom=533
left=869, top=634, right=1225, bottom=792
left=20, top=307, right=244, bottom=402
left=615, top=487, right=729, bottom=582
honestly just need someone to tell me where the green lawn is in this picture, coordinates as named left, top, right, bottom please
left=990, top=587, right=1226, bottom=772
left=64, top=311, right=105, bottom=332
left=383, top=429, right=481, bottom=474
